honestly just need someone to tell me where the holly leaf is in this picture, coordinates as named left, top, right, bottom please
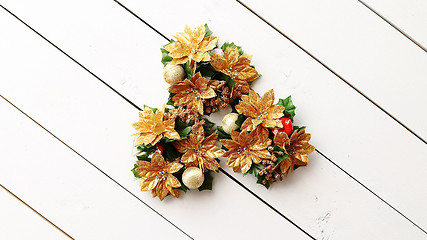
left=137, top=144, right=156, bottom=154
left=221, top=42, right=244, bottom=55
left=235, top=114, right=246, bottom=130
left=202, top=118, right=217, bottom=137
left=162, top=141, right=180, bottom=161
left=131, top=164, right=142, bottom=178
left=244, top=162, right=263, bottom=176
left=293, top=125, right=306, bottom=132
left=277, top=96, right=296, bottom=122
left=136, top=153, right=150, bottom=161
left=204, top=24, right=213, bottom=37
left=173, top=167, right=189, bottom=193
left=217, top=126, right=231, bottom=140
left=160, top=40, right=175, bottom=66
left=167, top=92, right=176, bottom=106
left=198, top=171, right=214, bottom=191
left=183, top=62, right=193, bottom=80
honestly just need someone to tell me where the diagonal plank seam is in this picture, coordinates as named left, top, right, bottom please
left=235, top=0, right=426, bottom=145
left=114, top=0, right=427, bottom=235
left=0, top=94, right=194, bottom=240
left=357, top=0, right=427, bottom=53
left=0, top=184, right=74, bottom=239
left=0, top=3, right=316, bottom=239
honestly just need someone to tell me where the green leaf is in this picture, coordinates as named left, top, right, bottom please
left=221, top=42, right=244, bottom=55
left=131, top=164, right=142, bottom=178
left=167, top=92, right=176, bottom=106
left=216, top=126, right=231, bottom=140
left=173, top=167, right=188, bottom=193
left=204, top=24, right=213, bottom=37
left=137, top=144, right=156, bottom=154
left=196, top=62, right=217, bottom=80
left=202, top=117, right=217, bottom=137
left=293, top=125, right=306, bottom=132
left=198, top=171, right=214, bottom=191
left=179, top=126, right=192, bottom=139
left=143, top=105, right=157, bottom=113
left=245, top=162, right=263, bottom=176
left=136, top=153, right=150, bottom=161
left=235, top=114, right=246, bottom=130
left=162, top=141, right=180, bottom=161
left=277, top=96, right=296, bottom=122
left=161, top=48, right=173, bottom=67
left=183, top=62, right=193, bottom=80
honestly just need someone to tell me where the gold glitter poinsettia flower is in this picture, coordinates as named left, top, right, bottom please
left=235, top=89, right=285, bottom=132
left=136, top=151, right=183, bottom=200
left=169, top=72, right=217, bottom=114
left=164, top=25, right=218, bottom=65
left=174, top=126, right=223, bottom=172
left=274, top=129, right=315, bottom=174
left=132, top=105, right=180, bottom=146
left=210, top=47, right=258, bottom=94
left=221, top=126, right=272, bottom=174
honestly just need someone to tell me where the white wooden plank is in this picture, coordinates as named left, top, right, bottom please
left=361, top=0, right=427, bottom=48
left=0, top=186, right=68, bottom=240
left=116, top=0, right=427, bottom=233
left=0, top=7, right=311, bottom=240
left=0, top=1, right=426, bottom=239
left=240, top=0, right=427, bottom=140
left=0, top=99, right=189, bottom=240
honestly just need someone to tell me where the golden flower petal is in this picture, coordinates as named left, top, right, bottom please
left=280, top=158, right=292, bottom=174
left=173, top=57, right=189, bottom=65
left=166, top=174, right=181, bottom=188
left=224, top=47, right=239, bottom=65
left=181, top=150, right=198, bottom=165
left=200, top=156, right=220, bottom=171
left=151, top=151, right=166, bottom=168
left=220, top=139, right=240, bottom=152
left=173, top=140, right=189, bottom=153
left=240, top=155, right=253, bottom=174
left=164, top=130, right=180, bottom=141
left=165, top=162, right=183, bottom=174
left=135, top=133, right=157, bottom=146
left=202, top=134, right=218, bottom=147
left=210, top=53, right=227, bottom=71
left=252, top=149, right=271, bottom=160
left=259, top=89, right=275, bottom=112
left=168, top=187, right=181, bottom=198
left=267, top=105, right=286, bottom=119
left=140, top=175, right=159, bottom=191
left=263, top=119, right=282, bottom=129
left=204, top=145, right=224, bottom=159
left=192, top=25, right=206, bottom=45
left=198, top=36, right=218, bottom=53
left=200, top=88, right=216, bottom=99
left=156, top=181, right=169, bottom=201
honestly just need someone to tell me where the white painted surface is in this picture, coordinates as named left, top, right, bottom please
left=241, top=0, right=427, bottom=140
left=0, top=0, right=426, bottom=239
left=0, top=8, right=310, bottom=240
left=0, top=187, right=68, bottom=240
left=362, top=0, right=427, bottom=48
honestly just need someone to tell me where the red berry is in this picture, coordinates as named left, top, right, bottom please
left=156, top=143, right=164, bottom=155
left=278, top=117, right=293, bottom=135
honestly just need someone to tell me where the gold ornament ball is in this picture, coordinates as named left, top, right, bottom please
left=182, top=167, right=204, bottom=189
left=163, top=63, right=185, bottom=85
left=222, top=113, right=239, bottom=134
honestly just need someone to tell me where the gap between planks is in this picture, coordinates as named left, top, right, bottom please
left=0, top=184, right=74, bottom=240
left=2, top=1, right=426, bottom=238
left=0, top=94, right=194, bottom=240
left=357, top=0, right=427, bottom=53
left=235, top=0, right=426, bottom=145
left=114, top=0, right=427, bottom=235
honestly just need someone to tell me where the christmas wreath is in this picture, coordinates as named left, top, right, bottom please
left=131, top=25, right=315, bottom=200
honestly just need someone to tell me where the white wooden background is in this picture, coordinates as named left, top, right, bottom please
left=1, top=1, right=426, bottom=239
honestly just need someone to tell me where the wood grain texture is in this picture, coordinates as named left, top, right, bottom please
left=361, top=0, right=427, bottom=49
left=0, top=7, right=310, bottom=240
left=0, top=186, right=69, bottom=240
left=240, top=0, right=427, bottom=141
left=117, top=0, right=427, bottom=234
left=0, top=99, right=190, bottom=240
